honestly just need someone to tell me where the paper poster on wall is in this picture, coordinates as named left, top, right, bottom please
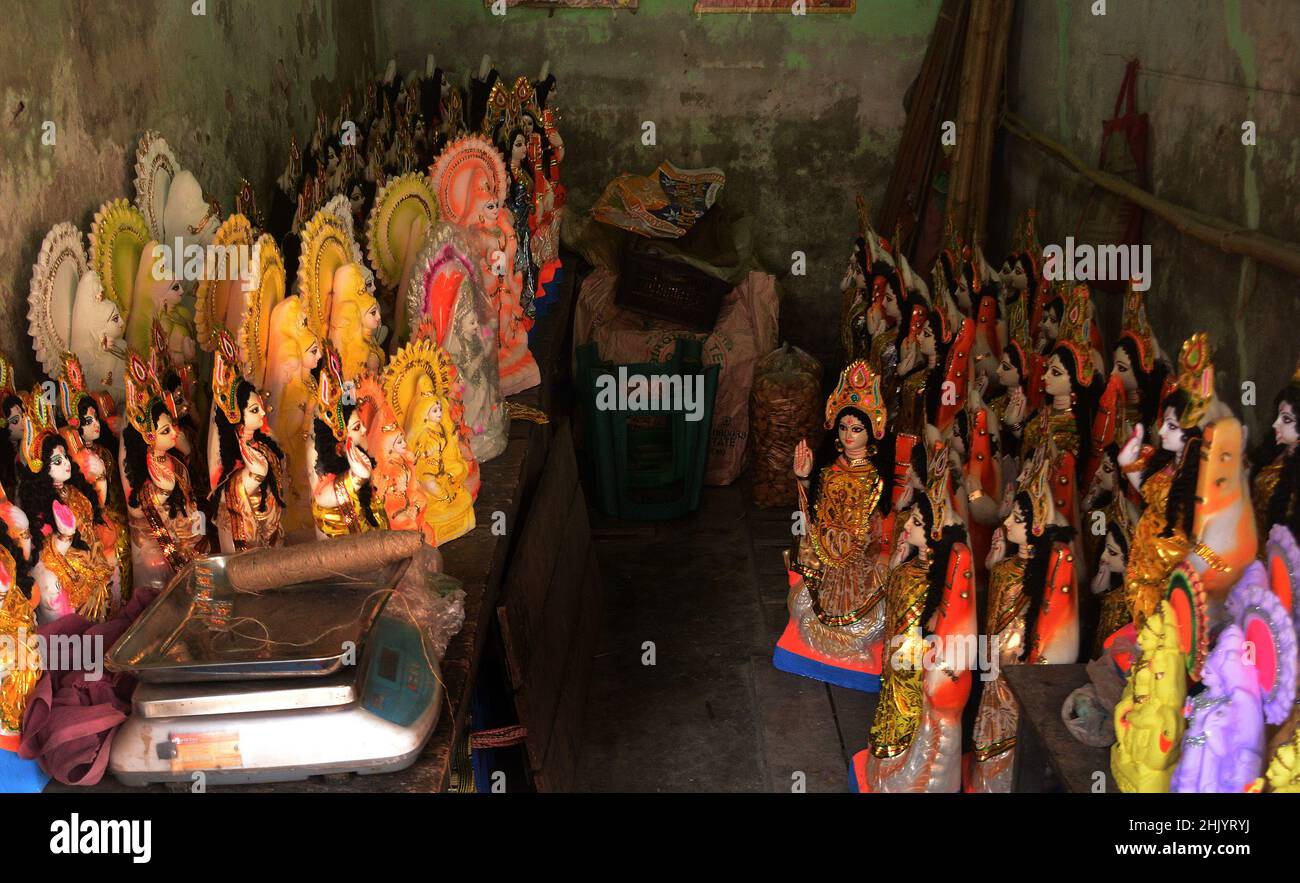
left=486, top=0, right=638, bottom=8
left=694, top=0, right=854, bottom=11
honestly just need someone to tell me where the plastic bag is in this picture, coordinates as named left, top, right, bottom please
left=392, top=545, right=466, bottom=662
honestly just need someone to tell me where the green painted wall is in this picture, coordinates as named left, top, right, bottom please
left=374, top=0, right=942, bottom=366
left=0, top=0, right=379, bottom=385
left=5, top=0, right=1290, bottom=413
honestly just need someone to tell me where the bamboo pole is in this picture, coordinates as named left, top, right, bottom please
left=950, top=0, right=995, bottom=235
left=1003, top=111, right=1300, bottom=278
left=908, top=0, right=969, bottom=258
left=879, top=0, right=965, bottom=249
left=972, top=0, right=1016, bottom=243
left=947, top=2, right=978, bottom=236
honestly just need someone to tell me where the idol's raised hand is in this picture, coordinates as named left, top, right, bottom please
left=793, top=439, right=813, bottom=480
left=1118, top=423, right=1144, bottom=468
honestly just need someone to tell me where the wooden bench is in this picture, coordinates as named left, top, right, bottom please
left=51, top=256, right=599, bottom=794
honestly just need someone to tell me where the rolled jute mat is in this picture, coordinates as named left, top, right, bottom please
left=225, top=531, right=429, bottom=592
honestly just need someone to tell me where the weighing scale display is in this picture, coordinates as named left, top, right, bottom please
left=363, top=617, right=435, bottom=728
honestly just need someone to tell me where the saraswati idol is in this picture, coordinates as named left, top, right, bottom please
left=208, top=330, right=286, bottom=553
left=19, top=392, right=121, bottom=621
left=851, top=452, right=974, bottom=792
left=774, top=360, right=892, bottom=692
left=1017, top=284, right=1106, bottom=536
left=967, top=444, right=1079, bottom=792
left=528, top=67, right=566, bottom=308
left=306, top=344, right=387, bottom=538
left=121, top=353, right=209, bottom=590
left=265, top=294, right=323, bottom=539
left=1250, top=358, right=1300, bottom=549
left=328, top=263, right=386, bottom=382
left=407, top=223, right=509, bottom=468
left=55, top=352, right=130, bottom=591
left=483, top=75, right=542, bottom=320
left=1116, top=333, right=1249, bottom=626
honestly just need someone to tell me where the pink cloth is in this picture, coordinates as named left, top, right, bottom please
left=18, top=588, right=157, bottom=786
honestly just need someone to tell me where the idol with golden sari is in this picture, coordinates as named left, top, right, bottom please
left=120, top=355, right=209, bottom=591
left=776, top=360, right=892, bottom=693
left=17, top=391, right=121, bottom=618
left=307, top=345, right=387, bottom=538
left=209, top=331, right=286, bottom=553
left=853, top=448, right=973, bottom=792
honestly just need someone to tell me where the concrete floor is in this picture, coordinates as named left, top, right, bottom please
left=575, top=481, right=879, bottom=793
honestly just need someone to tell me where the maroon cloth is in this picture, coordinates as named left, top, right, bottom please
left=18, top=588, right=158, bottom=786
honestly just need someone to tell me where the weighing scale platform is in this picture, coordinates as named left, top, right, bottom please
left=107, top=550, right=445, bottom=787
left=110, top=614, right=443, bottom=787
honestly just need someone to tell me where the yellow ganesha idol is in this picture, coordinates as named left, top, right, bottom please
left=383, top=337, right=476, bottom=545
left=1112, top=594, right=1189, bottom=792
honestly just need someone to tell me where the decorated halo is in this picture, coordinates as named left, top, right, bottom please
left=1177, top=333, right=1214, bottom=430
left=240, top=234, right=286, bottom=390
left=28, top=223, right=89, bottom=375
left=123, top=351, right=175, bottom=442
left=430, top=135, right=505, bottom=227
left=405, top=223, right=478, bottom=345
left=235, top=178, right=264, bottom=230
left=481, top=75, right=538, bottom=141
left=1266, top=523, right=1300, bottom=621
left=382, top=336, right=457, bottom=428
left=89, top=198, right=149, bottom=318
left=1166, top=562, right=1209, bottom=681
left=196, top=213, right=254, bottom=352
left=133, top=130, right=180, bottom=242
left=297, top=210, right=353, bottom=339
left=321, top=193, right=366, bottom=265
left=1226, top=561, right=1299, bottom=725
left=366, top=172, right=439, bottom=289
left=0, top=354, right=15, bottom=398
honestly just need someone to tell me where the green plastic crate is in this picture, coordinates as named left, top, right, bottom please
left=577, top=338, right=719, bottom=520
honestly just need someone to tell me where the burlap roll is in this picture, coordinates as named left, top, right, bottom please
left=749, top=343, right=822, bottom=508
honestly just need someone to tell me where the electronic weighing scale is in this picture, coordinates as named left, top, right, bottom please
left=106, top=554, right=444, bottom=787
